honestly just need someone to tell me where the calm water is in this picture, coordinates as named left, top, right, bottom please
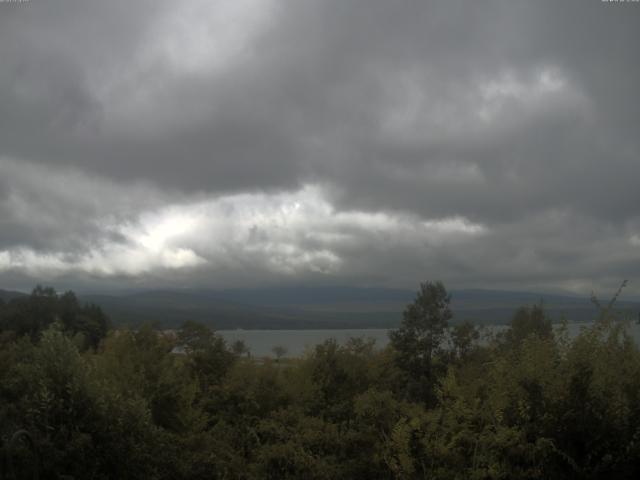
left=220, top=328, right=391, bottom=357
left=219, top=322, right=640, bottom=358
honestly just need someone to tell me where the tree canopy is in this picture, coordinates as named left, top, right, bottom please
left=389, top=281, right=452, bottom=403
left=2, top=283, right=640, bottom=479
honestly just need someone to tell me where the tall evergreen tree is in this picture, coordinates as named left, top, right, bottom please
left=389, top=281, right=452, bottom=404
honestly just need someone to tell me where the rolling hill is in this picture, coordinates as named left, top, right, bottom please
left=77, top=287, right=640, bottom=330
left=0, top=289, right=27, bottom=302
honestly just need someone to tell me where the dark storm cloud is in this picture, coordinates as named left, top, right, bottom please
left=2, top=0, right=639, bottom=216
left=0, top=0, right=639, bottom=293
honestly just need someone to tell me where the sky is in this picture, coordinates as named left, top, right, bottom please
left=1, top=0, right=639, bottom=295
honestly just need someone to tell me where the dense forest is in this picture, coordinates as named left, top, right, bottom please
left=2, top=282, right=640, bottom=479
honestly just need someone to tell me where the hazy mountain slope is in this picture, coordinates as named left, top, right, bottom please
left=0, top=289, right=27, bottom=302
left=78, top=287, right=640, bottom=329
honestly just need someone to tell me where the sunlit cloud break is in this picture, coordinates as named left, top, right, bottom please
left=0, top=182, right=485, bottom=279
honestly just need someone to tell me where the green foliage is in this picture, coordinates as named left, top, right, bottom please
left=502, top=304, right=553, bottom=347
left=389, top=281, right=452, bottom=404
left=177, top=320, right=237, bottom=392
left=2, top=283, right=640, bottom=479
left=1, top=326, right=160, bottom=479
left=272, top=345, right=287, bottom=361
left=0, top=286, right=110, bottom=348
left=451, top=320, right=481, bottom=360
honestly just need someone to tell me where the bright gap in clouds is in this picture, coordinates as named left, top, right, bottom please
left=93, top=0, right=278, bottom=136
left=149, top=0, right=276, bottom=75
left=0, top=168, right=486, bottom=280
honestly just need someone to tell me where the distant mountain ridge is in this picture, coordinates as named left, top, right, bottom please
left=0, top=289, right=27, bottom=302
left=75, top=286, right=640, bottom=330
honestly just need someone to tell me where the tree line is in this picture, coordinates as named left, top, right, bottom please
left=1, top=282, right=640, bottom=479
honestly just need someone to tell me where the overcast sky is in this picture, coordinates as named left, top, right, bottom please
left=1, top=0, right=639, bottom=295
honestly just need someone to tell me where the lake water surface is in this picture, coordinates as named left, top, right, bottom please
left=219, top=322, right=640, bottom=358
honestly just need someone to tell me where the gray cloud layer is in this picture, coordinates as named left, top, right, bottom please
left=1, top=0, right=639, bottom=295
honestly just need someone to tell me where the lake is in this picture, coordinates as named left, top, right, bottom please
left=219, top=321, right=640, bottom=358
